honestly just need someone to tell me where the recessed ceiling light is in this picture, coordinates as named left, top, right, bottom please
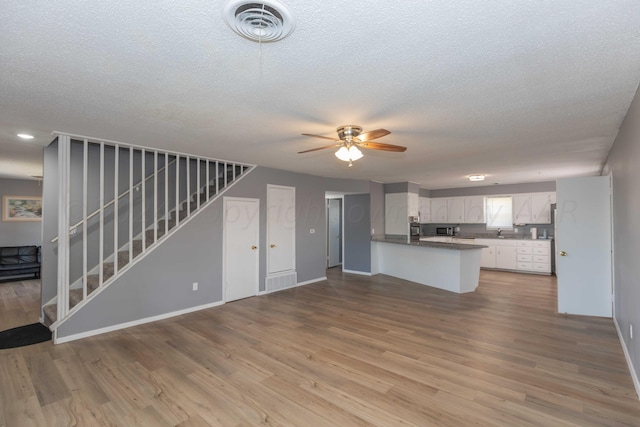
left=468, top=174, right=485, bottom=182
left=17, top=133, right=34, bottom=140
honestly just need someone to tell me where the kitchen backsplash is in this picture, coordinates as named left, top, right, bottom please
left=421, top=223, right=554, bottom=239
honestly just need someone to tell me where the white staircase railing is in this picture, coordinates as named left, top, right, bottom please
left=45, top=132, right=254, bottom=328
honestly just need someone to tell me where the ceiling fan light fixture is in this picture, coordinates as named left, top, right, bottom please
left=469, top=174, right=486, bottom=182
left=335, top=145, right=364, bottom=163
left=335, top=146, right=350, bottom=161
left=348, top=146, right=363, bottom=160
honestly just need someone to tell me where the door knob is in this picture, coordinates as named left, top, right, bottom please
left=251, top=246, right=257, bottom=250
left=270, top=244, right=276, bottom=248
left=560, top=251, right=567, bottom=256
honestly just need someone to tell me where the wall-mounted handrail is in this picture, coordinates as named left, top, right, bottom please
left=50, top=157, right=177, bottom=243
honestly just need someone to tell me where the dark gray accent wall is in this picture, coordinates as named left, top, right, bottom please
left=602, top=83, right=640, bottom=383
left=419, top=188, right=431, bottom=197
left=407, top=182, right=420, bottom=194
left=0, top=178, right=42, bottom=246
left=343, top=194, right=371, bottom=273
left=56, top=166, right=370, bottom=338
left=384, top=182, right=408, bottom=193
left=430, top=181, right=556, bottom=198
left=370, top=181, right=384, bottom=236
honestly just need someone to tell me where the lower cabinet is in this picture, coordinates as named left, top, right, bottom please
left=480, top=245, right=496, bottom=268
left=476, top=239, right=551, bottom=274
left=495, top=241, right=517, bottom=270
left=516, top=240, right=551, bottom=273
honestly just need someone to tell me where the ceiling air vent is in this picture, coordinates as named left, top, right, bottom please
left=223, top=0, right=295, bottom=43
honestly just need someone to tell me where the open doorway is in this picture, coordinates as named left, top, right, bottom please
left=327, top=197, right=342, bottom=268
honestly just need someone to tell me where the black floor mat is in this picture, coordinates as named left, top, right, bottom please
left=0, top=323, right=51, bottom=349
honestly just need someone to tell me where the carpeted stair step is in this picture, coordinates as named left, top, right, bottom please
left=156, top=219, right=176, bottom=233
left=69, top=288, right=84, bottom=309
left=43, top=304, right=57, bottom=328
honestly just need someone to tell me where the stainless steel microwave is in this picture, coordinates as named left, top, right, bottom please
left=436, top=227, right=454, bottom=236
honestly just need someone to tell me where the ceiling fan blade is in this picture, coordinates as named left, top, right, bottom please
left=298, top=143, right=340, bottom=154
left=301, top=133, right=340, bottom=141
left=357, top=141, right=407, bottom=152
left=356, top=129, right=390, bottom=142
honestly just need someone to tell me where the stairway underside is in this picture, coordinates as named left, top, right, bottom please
left=43, top=170, right=246, bottom=329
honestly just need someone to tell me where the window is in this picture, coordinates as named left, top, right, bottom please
left=485, top=196, right=513, bottom=230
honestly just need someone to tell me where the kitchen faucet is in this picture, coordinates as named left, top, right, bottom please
left=497, top=228, right=501, bottom=237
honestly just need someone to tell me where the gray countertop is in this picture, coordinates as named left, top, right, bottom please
left=371, top=235, right=487, bottom=250
left=422, top=234, right=554, bottom=241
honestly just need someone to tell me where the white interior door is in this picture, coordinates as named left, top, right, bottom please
left=267, top=185, right=295, bottom=274
left=556, top=176, right=612, bottom=317
left=327, top=198, right=341, bottom=267
left=224, top=197, right=259, bottom=302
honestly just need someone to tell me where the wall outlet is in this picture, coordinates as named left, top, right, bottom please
left=372, top=228, right=375, bottom=234
left=192, top=282, right=198, bottom=291
left=310, top=228, right=315, bottom=234
left=631, top=324, right=634, bottom=340
left=514, top=227, right=518, bottom=233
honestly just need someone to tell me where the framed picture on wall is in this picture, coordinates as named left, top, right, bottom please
left=2, top=195, right=42, bottom=222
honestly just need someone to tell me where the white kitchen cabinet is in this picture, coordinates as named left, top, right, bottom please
left=385, top=193, right=408, bottom=235
left=531, top=193, right=554, bottom=224
left=477, top=238, right=551, bottom=274
left=408, top=193, right=419, bottom=217
left=532, top=240, right=551, bottom=273
left=447, top=198, right=465, bottom=223
left=512, top=194, right=532, bottom=224
left=495, top=241, right=518, bottom=270
left=513, top=192, right=556, bottom=224
left=430, top=198, right=448, bottom=223
left=385, top=192, right=421, bottom=234
left=476, top=239, right=496, bottom=268
left=419, top=197, right=431, bottom=223
left=464, top=196, right=485, bottom=223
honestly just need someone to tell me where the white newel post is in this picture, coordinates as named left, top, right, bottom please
left=56, top=134, right=71, bottom=321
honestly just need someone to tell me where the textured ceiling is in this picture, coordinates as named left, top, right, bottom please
left=1, top=1, right=640, bottom=189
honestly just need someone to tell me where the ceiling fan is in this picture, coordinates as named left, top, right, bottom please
left=299, top=125, right=407, bottom=167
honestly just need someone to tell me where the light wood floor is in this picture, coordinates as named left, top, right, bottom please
left=1, top=270, right=639, bottom=426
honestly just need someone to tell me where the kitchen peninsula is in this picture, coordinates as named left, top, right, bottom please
left=371, top=236, right=486, bottom=294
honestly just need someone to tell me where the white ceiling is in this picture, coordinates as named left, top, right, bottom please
left=2, top=1, right=640, bottom=189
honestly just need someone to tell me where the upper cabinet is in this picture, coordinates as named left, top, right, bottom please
left=385, top=192, right=420, bottom=234
left=464, top=196, right=485, bottom=223
left=446, top=198, right=465, bottom=223
left=408, top=193, right=419, bottom=218
left=430, top=198, right=448, bottom=223
left=514, top=192, right=555, bottom=224
left=531, top=193, right=555, bottom=224
left=419, top=197, right=431, bottom=223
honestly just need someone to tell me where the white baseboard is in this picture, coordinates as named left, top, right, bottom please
left=342, top=269, right=372, bottom=276
left=614, top=317, right=640, bottom=401
left=258, top=276, right=327, bottom=295
left=54, top=300, right=224, bottom=344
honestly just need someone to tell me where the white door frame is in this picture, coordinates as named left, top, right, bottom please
left=608, top=171, right=616, bottom=316
left=326, top=196, right=344, bottom=268
left=223, top=197, right=260, bottom=302
left=266, top=184, right=296, bottom=275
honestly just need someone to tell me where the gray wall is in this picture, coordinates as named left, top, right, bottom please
left=0, top=177, right=42, bottom=247
left=57, top=166, right=370, bottom=338
left=41, top=141, right=59, bottom=306
left=343, top=194, right=371, bottom=273
left=602, top=83, right=640, bottom=383
left=383, top=182, right=408, bottom=193
left=429, top=181, right=556, bottom=198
